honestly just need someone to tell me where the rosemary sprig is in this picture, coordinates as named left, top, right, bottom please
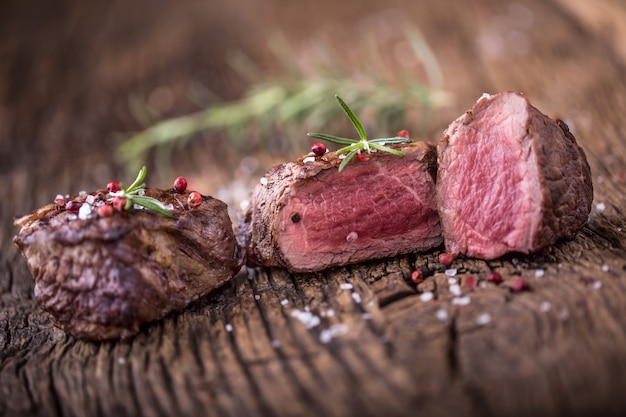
left=307, top=95, right=411, bottom=172
left=109, top=166, right=173, bottom=218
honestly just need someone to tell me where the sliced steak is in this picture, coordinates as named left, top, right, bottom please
left=238, top=141, right=442, bottom=272
left=436, top=92, right=593, bottom=259
left=13, top=188, right=244, bottom=341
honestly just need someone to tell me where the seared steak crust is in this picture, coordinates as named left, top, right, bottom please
left=238, top=141, right=442, bottom=272
left=13, top=189, right=243, bottom=341
left=436, top=92, right=593, bottom=259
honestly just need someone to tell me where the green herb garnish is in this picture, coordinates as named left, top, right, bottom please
left=109, top=166, right=173, bottom=218
left=307, top=95, right=412, bottom=172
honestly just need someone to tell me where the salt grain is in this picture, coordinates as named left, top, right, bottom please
left=338, top=154, right=347, bottom=159
left=303, top=156, right=316, bottom=164
left=118, top=357, right=126, bottom=365
left=596, top=203, right=606, bottom=212
left=55, top=194, right=64, bottom=200
left=448, top=278, right=457, bottom=285
left=280, top=299, right=289, bottom=305
left=86, top=195, right=96, bottom=205
left=540, top=301, right=551, bottom=312
left=362, top=313, right=373, bottom=320
left=346, top=231, right=359, bottom=242
left=351, top=292, right=362, bottom=304
left=450, top=284, right=462, bottom=296
left=272, top=339, right=281, bottom=348
left=535, top=269, right=545, bottom=278
left=254, top=294, right=261, bottom=300
left=260, top=177, right=268, bottom=185
left=78, top=203, right=93, bottom=220
left=420, top=291, right=434, bottom=302
left=476, top=313, right=491, bottom=325
left=445, top=269, right=457, bottom=277
left=291, top=309, right=321, bottom=329
left=340, top=283, right=353, bottom=290
left=618, top=227, right=623, bottom=232
left=452, top=296, right=471, bottom=306
left=319, top=324, right=349, bottom=344
left=436, top=309, right=448, bottom=322
left=225, top=324, right=233, bottom=332
left=592, top=280, right=603, bottom=290
left=321, top=309, right=335, bottom=318
left=476, top=92, right=492, bottom=103
left=601, top=264, right=609, bottom=272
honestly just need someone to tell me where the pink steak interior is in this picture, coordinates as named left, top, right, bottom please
left=439, top=94, right=541, bottom=259
left=275, top=157, right=441, bottom=271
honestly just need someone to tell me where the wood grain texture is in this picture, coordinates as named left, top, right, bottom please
left=1, top=0, right=626, bottom=416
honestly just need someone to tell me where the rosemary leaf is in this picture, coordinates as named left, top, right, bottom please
left=338, top=149, right=359, bottom=172
left=131, top=195, right=174, bottom=218
left=307, top=133, right=357, bottom=145
left=335, top=95, right=367, bottom=140
left=369, top=143, right=406, bottom=157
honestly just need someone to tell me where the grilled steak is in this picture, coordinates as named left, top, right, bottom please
left=436, top=92, right=593, bottom=259
left=238, top=141, right=442, bottom=272
left=13, top=188, right=243, bottom=341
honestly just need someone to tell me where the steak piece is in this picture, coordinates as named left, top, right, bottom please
left=238, top=141, right=442, bottom=272
left=436, top=92, right=593, bottom=260
left=13, top=188, right=244, bottom=341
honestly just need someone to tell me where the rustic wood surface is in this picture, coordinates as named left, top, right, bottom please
left=2, top=0, right=626, bottom=416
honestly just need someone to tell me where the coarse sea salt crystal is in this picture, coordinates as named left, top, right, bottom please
left=436, top=309, right=448, bottom=322
left=320, top=309, right=335, bottom=318
left=448, top=278, right=457, bottom=285
left=340, top=283, right=353, bottom=290
left=260, top=177, right=268, bottom=185
left=55, top=194, right=64, bottom=200
left=291, top=309, right=321, bottom=329
left=452, top=296, right=471, bottom=306
left=351, top=292, right=362, bottom=304
left=85, top=195, right=96, bottom=205
left=346, top=231, right=358, bottom=242
left=593, top=280, right=603, bottom=290
left=225, top=324, right=233, bottom=332
left=280, top=299, right=289, bottom=305
left=303, top=156, right=316, bottom=163
left=450, top=284, right=462, bottom=296
left=445, top=269, right=457, bottom=277
left=476, top=92, right=492, bottom=103
left=254, top=294, right=261, bottom=300
left=601, top=264, right=609, bottom=272
left=540, top=301, right=551, bottom=312
left=596, top=202, right=606, bottom=212
left=78, top=203, right=92, bottom=220
left=535, top=269, right=545, bottom=278
left=362, top=313, right=373, bottom=320
left=338, top=154, right=347, bottom=159
left=420, top=292, right=434, bottom=302
left=272, top=339, right=281, bottom=348
left=319, top=323, right=349, bottom=344
left=476, top=313, right=491, bottom=325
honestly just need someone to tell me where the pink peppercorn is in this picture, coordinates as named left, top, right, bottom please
left=511, top=277, right=531, bottom=292
left=439, top=253, right=456, bottom=266
left=173, top=176, right=188, bottom=192
left=112, top=196, right=127, bottom=212
left=411, top=270, right=424, bottom=284
left=311, top=142, right=327, bottom=156
left=397, top=129, right=410, bottom=138
left=54, top=197, right=67, bottom=208
left=464, top=275, right=476, bottom=290
left=65, top=201, right=82, bottom=214
left=97, top=204, right=114, bottom=218
left=188, top=191, right=202, bottom=208
left=107, top=180, right=121, bottom=193
left=488, top=272, right=503, bottom=284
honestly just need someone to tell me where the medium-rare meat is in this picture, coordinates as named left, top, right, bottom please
left=13, top=188, right=243, bottom=341
left=238, top=141, right=442, bottom=272
left=436, top=91, right=593, bottom=259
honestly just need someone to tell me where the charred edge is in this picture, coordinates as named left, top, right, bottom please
left=447, top=312, right=459, bottom=378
